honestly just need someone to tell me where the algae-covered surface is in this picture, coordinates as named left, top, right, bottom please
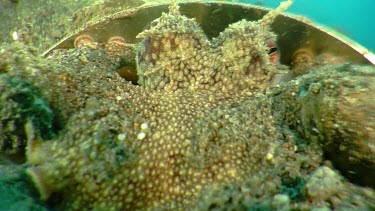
left=0, top=0, right=374, bottom=210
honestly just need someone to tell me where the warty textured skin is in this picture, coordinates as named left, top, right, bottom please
left=136, top=0, right=291, bottom=93
left=25, top=1, right=295, bottom=210
left=28, top=84, right=293, bottom=210
left=0, top=0, right=374, bottom=209
left=21, top=0, right=371, bottom=209
left=4, top=43, right=374, bottom=210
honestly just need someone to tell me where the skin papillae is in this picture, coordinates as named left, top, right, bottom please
left=136, top=0, right=292, bottom=93
left=9, top=0, right=372, bottom=210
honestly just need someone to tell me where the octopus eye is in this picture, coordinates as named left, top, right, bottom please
left=150, top=19, right=160, bottom=27
left=268, top=45, right=278, bottom=55
left=144, top=18, right=160, bottom=31
left=266, top=39, right=280, bottom=63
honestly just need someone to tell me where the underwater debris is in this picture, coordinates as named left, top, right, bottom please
left=0, top=44, right=63, bottom=162
left=74, top=35, right=98, bottom=49
left=0, top=76, right=55, bottom=155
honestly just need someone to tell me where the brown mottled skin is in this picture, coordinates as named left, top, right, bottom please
left=26, top=1, right=294, bottom=209
left=22, top=0, right=375, bottom=210
left=136, top=0, right=289, bottom=93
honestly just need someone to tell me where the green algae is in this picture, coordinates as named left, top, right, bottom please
left=280, top=177, right=306, bottom=201
left=6, top=77, right=55, bottom=140
left=0, top=43, right=67, bottom=161
left=0, top=164, right=47, bottom=211
left=0, top=75, right=56, bottom=159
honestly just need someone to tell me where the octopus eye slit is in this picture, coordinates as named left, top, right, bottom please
left=143, top=19, right=160, bottom=31
left=268, top=46, right=278, bottom=55
left=151, top=19, right=159, bottom=27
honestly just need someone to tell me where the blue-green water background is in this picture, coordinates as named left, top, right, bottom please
left=243, top=0, right=375, bottom=52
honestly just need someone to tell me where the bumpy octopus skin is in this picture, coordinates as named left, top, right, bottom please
left=25, top=0, right=295, bottom=210
left=136, top=0, right=290, bottom=93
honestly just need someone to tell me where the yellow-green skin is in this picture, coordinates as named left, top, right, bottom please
left=24, top=0, right=375, bottom=210
left=136, top=0, right=287, bottom=93
left=29, top=85, right=292, bottom=210
left=26, top=1, right=294, bottom=210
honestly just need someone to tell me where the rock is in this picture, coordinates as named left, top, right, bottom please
left=271, top=194, right=290, bottom=211
left=306, top=166, right=343, bottom=201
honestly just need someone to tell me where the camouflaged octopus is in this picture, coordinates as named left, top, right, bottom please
left=25, top=0, right=308, bottom=210
left=136, top=0, right=291, bottom=93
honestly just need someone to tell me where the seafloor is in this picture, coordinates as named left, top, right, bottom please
left=0, top=0, right=374, bottom=210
